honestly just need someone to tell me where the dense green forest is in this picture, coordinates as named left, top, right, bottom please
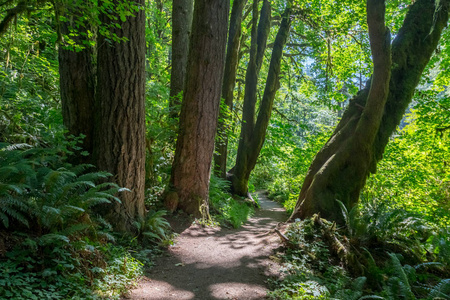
left=1, top=0, right=449, bottom=299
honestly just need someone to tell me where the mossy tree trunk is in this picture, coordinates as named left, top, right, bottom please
left=289, top=0, right=449, bottom=223
left=94, top=0, right=146, bottom=232
left=169, top=0, right=230, bottom=218
left=230, top=3, right=292, bottom=197
left=214, top=0, right=248, bottom=179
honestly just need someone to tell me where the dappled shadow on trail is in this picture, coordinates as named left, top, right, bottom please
left=124, top=192, right=286, bottom=300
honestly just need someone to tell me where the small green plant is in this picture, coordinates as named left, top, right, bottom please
left=209, top=175, right=254, bottom=228
left=133, top=209, right=172, bottom=244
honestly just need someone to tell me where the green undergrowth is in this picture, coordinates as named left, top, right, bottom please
left=269, top=204, right=450, bottom=300
left=0, top=143, right=172, bottom=299
left=209, top=175, right=254, bottom=228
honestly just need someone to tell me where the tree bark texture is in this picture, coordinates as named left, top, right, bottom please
left=231, top=5, right=292, bottom=197
left=169, top=0, right=193, bottom=119
left=169, top=0, right=230, bottom=217
left=290, top=0, right=449, bottom=223
left=214, top=0, right=248, bottom=179
left=58, top=2, right=95, bottom=161
left=94, top=0, right=146, bottom=231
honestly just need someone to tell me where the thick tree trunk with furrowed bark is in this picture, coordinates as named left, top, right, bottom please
left=168, top=0, right=230, bottom=218
left=94, top=0, right=146, bottom=232
left=289, top=0, right=450, bottom=223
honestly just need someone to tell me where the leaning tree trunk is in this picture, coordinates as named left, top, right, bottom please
left=231, top=4, right=292, bottom=197
left=290, top=0, right=449, bottom=223
left=214, top=0, right=248, bottom=179
left=168, top=0, right=230, bottom=218
left=168, top=0, right=193, bottom=120
left=229, top=0, right=271, bottom=196
left=57, top=2, right=95, bottom=162
left=94, top=0, right=146, bottom=232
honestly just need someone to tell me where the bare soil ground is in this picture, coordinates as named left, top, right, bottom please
left=123, top=192, right=287, bottom=300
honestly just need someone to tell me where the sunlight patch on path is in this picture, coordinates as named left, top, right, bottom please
left=127, top=278, right=195, bottom=300
left=209, top=282, right=267, bottom=299
left=124, top=192, right=286, bottom=300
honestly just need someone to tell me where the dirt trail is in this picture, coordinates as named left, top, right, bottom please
left=124, top=192, right=286, bottom=300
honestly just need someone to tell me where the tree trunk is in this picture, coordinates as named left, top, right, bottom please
left=168, top=0, right=230, bottom=217
left=290, top=0, right=449, bottom=223
left=58, top=3, right=95, bottom=162
left=229, top=0, right=271, bottom=196
left=169, top=0, right=193, bottom=120
left=94, top=0, right=146, bottom=232
left=231, top=4, right=293, bottom=197
left=214, top=0, right=248, bottom=179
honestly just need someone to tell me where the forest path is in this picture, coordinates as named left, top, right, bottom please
left=124, top=192, right=286, bottom=300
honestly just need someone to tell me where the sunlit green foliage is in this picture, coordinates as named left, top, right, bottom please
left=209, top=175, right=254, bottom=228
left=0, top=7, right=61, bottom=144
left=2, top=0, right=450, bottom=298
left=269, top=213, right=450, bottom=299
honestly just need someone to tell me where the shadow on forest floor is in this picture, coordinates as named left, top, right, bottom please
left=123, top=192, right=286, bottom=300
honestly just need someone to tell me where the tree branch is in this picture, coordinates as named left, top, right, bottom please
left=0, top=1, right=28, bottom=37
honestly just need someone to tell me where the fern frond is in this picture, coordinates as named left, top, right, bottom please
left=0, top=206, right=29, bottom=228
left=85, top=197, right=113, bottom=207
left=44, top=169, right=76, bottom=192
left=143, top=231, right=163, bottom=241
left=0, top=197, right=29, bottom=228
left=336, top=199, right=349, bottom=227
left=94, top=182, right=121, bottom=190
left=77, top=171, right=112, bottom=182
left=62, top=180, right=96, bottom=195
left=59, top=223, right=90, bottom=237
left=0, top=211, right=9, bottom=228
left=428, top=278, right=450, bottom=299
left=62, top=205, right=85, bottom=213
left=414, top=262, right=443, bottom=270
left=89, top=192, right=121, bottom=203
left=0, top=183, right=24, bottom=195
left=387, top=253, right=414, bottom=299
left=39, top=233, right=70, bottom=245
left=2, top=143, right=32, bottom=151
left=69, top=164, right=95, bottom=176
left=97, top=231, right=115, bottom=242
left=94, top=215, right=113, bottom=231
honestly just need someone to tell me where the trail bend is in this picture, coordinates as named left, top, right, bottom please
left=124, top=192, right=286, bottom=300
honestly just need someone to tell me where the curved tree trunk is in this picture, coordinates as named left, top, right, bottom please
left=169, top=0, right=193, bottom=120
left=214, top=0, right=248, bottom=179
left=290, top=0, right=449, bottom=223
left=58, top=2, right=95, bottom=162
left=94, top=0, right=146, bottom=232
left=229, top=0, right=271, bottom=196
left=231, top=4, right=292, bottom=197
left=169, top=0, right=230, bottom=218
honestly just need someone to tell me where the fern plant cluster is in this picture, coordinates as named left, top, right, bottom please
left=0, top=143, right=146, bottom=299
left=269, top=207, right=450, bottom=300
